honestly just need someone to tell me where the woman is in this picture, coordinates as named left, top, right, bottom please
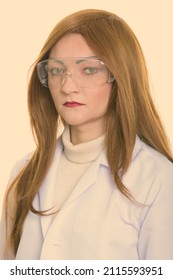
left=0, top=9, right=173, bottom=260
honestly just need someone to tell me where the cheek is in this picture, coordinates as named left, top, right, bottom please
left=88, top=86, right=112, bottom=111
left=50, top=90, right=61, bottom=108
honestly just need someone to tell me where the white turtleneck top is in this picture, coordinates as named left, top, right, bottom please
left=53, top=126, right=105, bottom=210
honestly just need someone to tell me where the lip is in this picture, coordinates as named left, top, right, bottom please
left=63, top=102, right=85, bottom=107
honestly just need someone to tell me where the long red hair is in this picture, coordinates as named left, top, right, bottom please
left=4, top=9, right=173, bottom=258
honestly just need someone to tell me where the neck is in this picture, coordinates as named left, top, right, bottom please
left=70, top=123, right=105, bottom=145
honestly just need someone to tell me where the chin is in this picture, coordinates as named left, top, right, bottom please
left=65, top=121, right=84, bottom=127
left=62, top=116, right=86, bottom=126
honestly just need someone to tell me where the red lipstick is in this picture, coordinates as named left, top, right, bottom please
left=63, top=102, right=85, bottom=107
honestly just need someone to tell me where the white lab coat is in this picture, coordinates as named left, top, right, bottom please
left=0, top=136, right=173, bottom=259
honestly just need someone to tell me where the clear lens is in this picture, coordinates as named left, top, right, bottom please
left=36, top=57, right=114, bottom=88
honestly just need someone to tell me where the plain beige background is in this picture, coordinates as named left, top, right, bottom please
left=0, top=0, right=173, bottom=215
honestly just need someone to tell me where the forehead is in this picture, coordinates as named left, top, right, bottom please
left=49, top=33, right=97, bottom=58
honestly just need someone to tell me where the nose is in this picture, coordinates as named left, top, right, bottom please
left=61, top=72, right=79, bottom=93
left=62, top=72, right=72, bottom=86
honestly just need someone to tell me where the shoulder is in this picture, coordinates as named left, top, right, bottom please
left=132, top=136, right=173, bottom=174
left=8, top=138, right=63, bottom=185
left=124, top=136, right=173, bottom=202
left=8, top=151, right=33, bottom=184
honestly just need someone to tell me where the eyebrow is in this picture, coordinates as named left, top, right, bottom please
left=48, top=56, right=98, bottom=65
left=76, top=56, right=98, bottom=64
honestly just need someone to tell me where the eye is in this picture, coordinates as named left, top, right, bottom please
left=83, top=67, right=97, bottom=75
left=47, top=67, right=64, bottom=76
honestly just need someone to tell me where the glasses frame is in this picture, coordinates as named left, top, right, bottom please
left=36, top=57, right=115, bottom=88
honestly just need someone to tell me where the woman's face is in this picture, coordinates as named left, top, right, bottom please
left=48, top=33, right=112, bottom=134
